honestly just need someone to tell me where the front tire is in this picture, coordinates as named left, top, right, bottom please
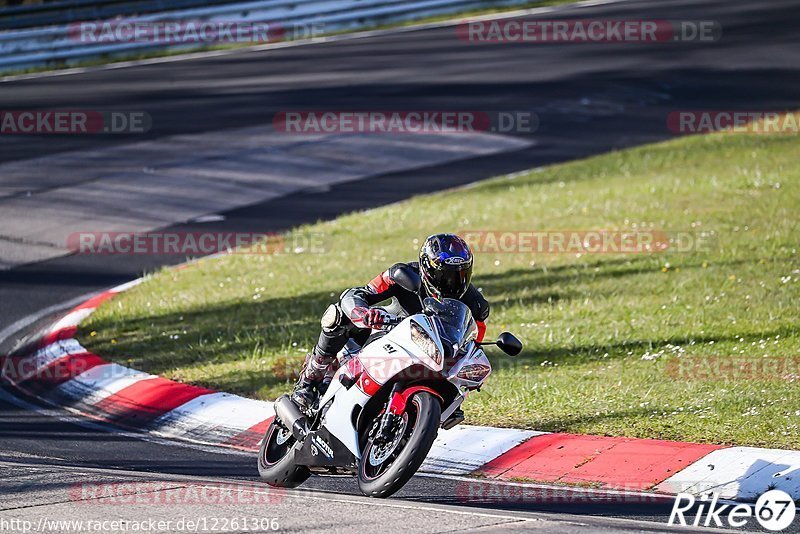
left=258, top=420, right=310, bottom=488
left=358, top=391, right=441, bottom=498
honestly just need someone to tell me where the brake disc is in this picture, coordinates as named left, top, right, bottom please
left=275, top=427, right=292, bottom=445
left=368, top=417, right=408, bottom=466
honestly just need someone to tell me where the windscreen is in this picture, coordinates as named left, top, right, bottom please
left=423, top=297, right=477, bottom=351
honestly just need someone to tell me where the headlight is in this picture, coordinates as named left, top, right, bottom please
left=410, top=321, right=441, bottom=365
left=456, top=364, right=491, bottom=382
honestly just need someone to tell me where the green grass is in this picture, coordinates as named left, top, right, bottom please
left=80, top=124, right=800, bottom=449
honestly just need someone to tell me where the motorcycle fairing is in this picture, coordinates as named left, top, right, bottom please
left=316, top=316, right=429, bottom=459
left=294, top=426, right=357, bottom=469
left=314, top=309, right=482, bottom=461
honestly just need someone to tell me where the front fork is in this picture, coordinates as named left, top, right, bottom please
left=372, top=383, right=446, bottom=443
left=371, top=384, right=404, bottom=444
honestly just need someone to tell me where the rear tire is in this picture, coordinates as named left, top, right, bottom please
left=258, top=420, right=310, bottom=488
left=357, top=391, right=440, bottom=498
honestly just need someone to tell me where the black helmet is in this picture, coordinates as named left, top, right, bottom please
left=419, top=233, right=474, bottom=299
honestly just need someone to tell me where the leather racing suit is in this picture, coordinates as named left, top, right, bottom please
left=298, top=261, right=490, bottom=390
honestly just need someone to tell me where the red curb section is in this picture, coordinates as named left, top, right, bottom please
left=92, top=377, right=215, bottom=427
left=17, top=352, right=107, bottom=396
left=478, top=433, right=722, bottom=490
left=73, top=291, right=119, bottom=312
left=37, top=292, right=118, bottom=347
left=223, top=417, right=275, bottom=450
left=1, top=287, right=277, bottom=453
left=39, top=325, right=78, bottom=347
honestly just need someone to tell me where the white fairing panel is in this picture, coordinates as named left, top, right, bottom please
left=320, top=375, right=370, bottom=458
left=361, top=316, right=444, bottom=376
left=318, top=313, right=450, bottom=459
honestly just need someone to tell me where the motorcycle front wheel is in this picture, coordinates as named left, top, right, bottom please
left=258, top=420, right=310, bottom=488
left=357, top=391, right=441, bottom=498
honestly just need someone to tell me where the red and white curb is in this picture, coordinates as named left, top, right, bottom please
left=2, top=281, right=799, bottom=502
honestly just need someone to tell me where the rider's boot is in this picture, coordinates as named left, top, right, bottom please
left=291, top=379, right=318, bottom=411
left=291, top=349, right=336, bottom=411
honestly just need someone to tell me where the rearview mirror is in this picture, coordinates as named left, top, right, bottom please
left=392, top=265, right=422, bottom=293
left=496, top=332, right=523, bottom=356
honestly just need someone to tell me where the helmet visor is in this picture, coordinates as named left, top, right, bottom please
left=425, top=263, right=472, bottom=299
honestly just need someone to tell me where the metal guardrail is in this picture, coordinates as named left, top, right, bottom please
left=0, top=0, right=534, bottom=73
left=0, top=0, right=251, bottom=31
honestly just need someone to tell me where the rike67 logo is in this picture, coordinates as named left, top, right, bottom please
left=669, top=490, right=796, bottom=531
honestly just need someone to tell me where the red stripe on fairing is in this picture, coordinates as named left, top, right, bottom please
left=478, top=433, right=722, bottom=490
left=346, top=356, right=364, bottom=378
left=367, top=269, right=393, bottom=293
left=15, top=352, right=107, bottom=396
left=92, top=377, right=215, bottom=426
left=356, top=369, right=381, bottom=397
left=223, top=416, right=275, bottom=451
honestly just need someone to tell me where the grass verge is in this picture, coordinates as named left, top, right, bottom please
left=80, top=123, right=800, bottom=448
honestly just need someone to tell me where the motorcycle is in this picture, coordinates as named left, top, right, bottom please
left=258, top=267, right=523, bottom=498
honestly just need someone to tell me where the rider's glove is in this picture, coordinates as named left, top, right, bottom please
left=351, top=307, right=397, bottom=330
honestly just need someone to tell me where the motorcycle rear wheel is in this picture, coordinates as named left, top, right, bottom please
left=357, top=391, right=441, bottom=498
left=258, top=420, right=310, bottom=488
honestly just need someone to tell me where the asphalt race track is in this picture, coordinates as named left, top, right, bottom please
left=0, top=392, right=730, bottom=533
left=2, top=0, right=800, bottom=531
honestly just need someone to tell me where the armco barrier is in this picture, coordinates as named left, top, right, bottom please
left=0, top=0, right=244, bottom=31
left=0, top=0, right=535, bottom=73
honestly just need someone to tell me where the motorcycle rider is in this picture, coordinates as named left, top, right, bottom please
left=292, top=233, right=490, bottom=409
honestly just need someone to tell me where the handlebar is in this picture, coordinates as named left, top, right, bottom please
left=372, top=313, right=403, bottom=331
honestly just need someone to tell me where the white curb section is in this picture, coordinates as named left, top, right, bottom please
left=423, top=426, right=544, bottom=475
left=48, top=362, right=156, bottom=407
left=656, top=447, right=800, bottom=501
left=150, top=392, right=275, bottom=441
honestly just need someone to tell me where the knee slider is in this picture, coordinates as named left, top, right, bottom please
left=320, top=303, right=345, bottom=333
